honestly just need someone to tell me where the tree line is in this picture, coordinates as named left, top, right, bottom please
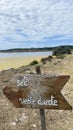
left=0, top=45, right=73, bottom=52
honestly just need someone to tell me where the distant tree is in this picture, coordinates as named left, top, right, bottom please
left=53, top=46, right=71, bottom=56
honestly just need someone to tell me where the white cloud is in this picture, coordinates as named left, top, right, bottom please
left=0, top=0, right=73, bottom=48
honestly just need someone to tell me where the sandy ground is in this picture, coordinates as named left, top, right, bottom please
left=0, top=56, right=46, bottom=71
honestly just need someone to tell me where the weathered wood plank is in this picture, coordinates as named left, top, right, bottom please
left=3, top=74, right=72, bottom=110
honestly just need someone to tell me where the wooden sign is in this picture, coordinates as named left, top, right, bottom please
left=3, top=74, right=72, bottom=110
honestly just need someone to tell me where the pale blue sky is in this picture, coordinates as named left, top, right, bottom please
left=0, top=0, right=73, bottom=50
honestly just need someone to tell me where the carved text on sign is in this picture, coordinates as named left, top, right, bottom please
left=19, top=95, right=58, bottom=106
left=16, top=76, right=28, bottom=87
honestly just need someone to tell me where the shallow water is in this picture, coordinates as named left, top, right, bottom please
left=0, top=51, right=52, bottom=58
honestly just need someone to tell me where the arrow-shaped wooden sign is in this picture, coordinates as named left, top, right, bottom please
left=3, top=74, right=72, bottom=110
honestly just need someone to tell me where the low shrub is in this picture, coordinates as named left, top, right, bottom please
left=46, top=56, right=53, bottom=61
left=30, top=60, right=38, bottom=65
left=41, top=58, right=46, bottom=64
left=41, top=56, right=53, bottom=64
left=56, top=55, right=65, bottom=59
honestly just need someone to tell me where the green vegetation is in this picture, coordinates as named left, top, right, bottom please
left=53, top=46, right=72, bottom=56
left=0, top=45, right=73, bottom=52
left=47, top=56, right=53, bottom=61
left=41, top=56, right=53, bottom=64
left=0, top=47, right=53, bottom=52
left=56, top=55, right=65, bottom=59
left=41, top=58, right=46, bottom=64
left=30, top=60, right=38, bottom=65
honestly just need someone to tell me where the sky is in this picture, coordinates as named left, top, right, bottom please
left=0, top=0, right=73, bottom=50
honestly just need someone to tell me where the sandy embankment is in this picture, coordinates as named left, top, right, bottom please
left=0, top=56, right=45, bottom=71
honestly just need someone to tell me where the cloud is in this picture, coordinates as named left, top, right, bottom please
left=0, top=0, right=73, bottom=49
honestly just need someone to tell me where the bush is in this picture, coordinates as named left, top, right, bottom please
left=41, top=58, right=46, bottom=64
left=30, top=60, right=38, bottom=65
left=56, top=55, right=65, bottom=59
left=46, top=56, right=53, bottom=61
left=41, top=56, right=53, bottom=64
left=53, top=46, right=71, bottom=56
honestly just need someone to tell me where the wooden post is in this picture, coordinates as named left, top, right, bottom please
left=39, top=109, right=46, bottom=130
left=36, top=66, right=46, bottom=130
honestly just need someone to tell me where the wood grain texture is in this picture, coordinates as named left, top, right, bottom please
left=3, top=74, right=72, bottom=110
